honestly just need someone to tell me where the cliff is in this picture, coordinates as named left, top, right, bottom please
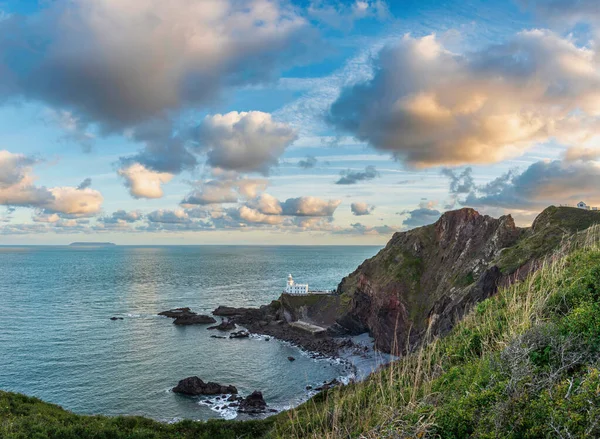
left=335, top=206, right=600, bottom=353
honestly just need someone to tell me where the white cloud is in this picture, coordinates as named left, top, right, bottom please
left=118, top=163, right=173, bottom=199
left=182, top=176, right=268, bottom=206
left=328, top=31, right=600, bottom=167
left=0, top=0, right=313, bottom=132
left=351, top=202, right=374, bottom=216
left=195, top=111, right=298, bottom=173
left=0, top=150, right=103, bottom=216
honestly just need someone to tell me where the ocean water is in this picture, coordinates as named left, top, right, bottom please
left=0, top=245, right=380, bottom=421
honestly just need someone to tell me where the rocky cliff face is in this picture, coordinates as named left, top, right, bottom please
left=336, top=208, right=523, bottom=353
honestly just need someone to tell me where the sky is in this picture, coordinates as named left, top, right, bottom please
left=1, top=0, right=600, bottom=245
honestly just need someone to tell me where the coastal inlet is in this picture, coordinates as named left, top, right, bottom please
left=0, top=245, right=380, bottom=421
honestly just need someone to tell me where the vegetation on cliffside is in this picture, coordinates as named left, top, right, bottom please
left=273, top=227, right=600, bottom=438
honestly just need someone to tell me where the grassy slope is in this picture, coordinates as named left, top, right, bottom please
left=4, top=218, right=600, bottom=439
left=0, top=391, right=275, bottom=439
left=496, top=206, right=600, bottom=273
left=272, top=228, right=600, bottom=438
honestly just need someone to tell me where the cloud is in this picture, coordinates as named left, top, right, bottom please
left=441, top=167, right=475, bottom=195
left=298, top=155, right=318, bottom=169
left=194, top=111, right=297, bottom=173
left=0, top=150, right=38, bottom=188
left=45, top=187, right=103, bottom=216
left=76, top=178, right=92, bottom=190
left=351, top=202, right=375, bottom=216
left=100, top=210, right=143, bottom=224
left=236, top=205, right=285, bottom=225
left=147, top=209, right=190, bottom=224
left=564, top=147, right=600, bottom=162
left=0, top=0, right=314, bottom=134
left=182, top=176, right=268, bottom=206
left=328, top=31, right=600, bottom=167
left=308, top=0, right=389, bottom=30
left=118, top=163, right=174, bottom=199
left=463, top=159, right=600, bottom=210
left=281, top=196, right=342, bottom=216
left=336, top=165, right=379, bottom=184
left=400, top=201, right=442, bottom=228
left=246, top=193, right=342, bottom=217
left=0, top=150, right=103, bottom=216
left=335, top=222, right=399, bottom=235
left=247, top=193, right=283, bottom=215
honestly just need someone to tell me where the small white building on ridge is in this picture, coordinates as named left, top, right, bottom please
left=283, top=274, right=332, bottom=295
left=577, top=201, right=599, bottom=211
left=285, top=274, right=309, bottom=295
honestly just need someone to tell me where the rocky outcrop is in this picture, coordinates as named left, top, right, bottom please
left=211, top=303, right=352, bottom=357
left=334, top=206, right=600, bottom=354
left=158, top=308, right=192, bottom=318
left=159, top=308, right=216, bottom=325
left=336, top=208, right=522, bottom=353
left=229, top=330, right=250, bottom=339
left=208, top=319, right=236, bottom=331
left=172, top=377, right=237, bottom=395
left=238, top=391, right=268, bottom=414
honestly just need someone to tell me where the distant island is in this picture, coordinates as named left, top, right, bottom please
left=69, top=242, right=116, bottom=247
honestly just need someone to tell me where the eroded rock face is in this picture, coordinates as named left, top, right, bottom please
left=238, top=391, right=267, bottom=414
left=336, top=208, right=522, bottom=353
left=172, top=376, right=237, bottom=396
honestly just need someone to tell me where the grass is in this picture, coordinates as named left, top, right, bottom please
left=4, top=222, right=600, bottom=438
left=0, top=391, right=275, bottom=439
left=496, top=206, right=600, bottom=274
left=270, top=226, right=600, bottom=438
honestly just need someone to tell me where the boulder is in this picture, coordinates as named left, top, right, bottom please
left=173, top=314, right=216, bottom=325
left=229, top=330, right=250, bottom=339
left=158, top=308, right=193, bottom=318
left=287, top=356, right=296, bottom=362
left=207, top=319, right=236, bottom=331
left=238, top=391, right=268, bottom=414
left=172, top=376, right=237, bottom=396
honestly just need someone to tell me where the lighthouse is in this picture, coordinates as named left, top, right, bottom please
left=284, top=274, right=309, bottom=295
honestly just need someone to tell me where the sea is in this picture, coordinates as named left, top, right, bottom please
left=0, top=245, right=381, bottom=421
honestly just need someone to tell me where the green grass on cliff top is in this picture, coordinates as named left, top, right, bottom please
left=4, top=224, right=600, bottom=439
left=496, top=206, right=600, bottom=274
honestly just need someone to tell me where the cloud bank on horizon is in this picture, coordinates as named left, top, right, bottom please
left=0, top=0, right=599, bottom=244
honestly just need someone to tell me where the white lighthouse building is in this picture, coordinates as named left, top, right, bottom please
left=284, top=274, right=309, bottom=295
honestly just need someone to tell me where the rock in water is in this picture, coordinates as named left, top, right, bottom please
left=238, top=391, right=268, bottom=414
left=207, top=319, right=236, bottom=331
left=173, top=314, right=216, bottom=325
left=109, top=317, right=123, bottom=320
left=172, top=377, right=237, bottom=395
left=158, top=308, right=193, bottom=318
left=159, top=308, right=216, bottom=325
left=229, top=330, right=250, bottom=339
left=287, top=356, right=296, bottom=362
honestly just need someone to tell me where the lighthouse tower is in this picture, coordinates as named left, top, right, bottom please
left=284, top=274, right=309, bottom=295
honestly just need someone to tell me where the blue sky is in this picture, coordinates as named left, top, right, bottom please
left=0, top=0, right=598, bottom=244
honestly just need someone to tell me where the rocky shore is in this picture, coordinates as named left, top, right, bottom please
left=212, top=303, right=352, bottom=358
